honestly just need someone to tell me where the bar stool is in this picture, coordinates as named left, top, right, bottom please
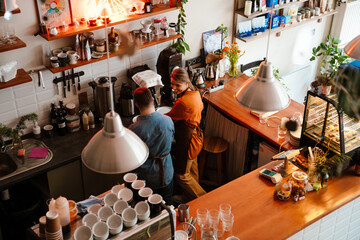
left=199, top=136, right=229, bottom=187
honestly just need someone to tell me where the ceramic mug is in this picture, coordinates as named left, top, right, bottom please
left=57, top=52, right=69, bottom=67
left=66, top=50, right=80, bottom=65
left=50, top=56, right=59, bottom=68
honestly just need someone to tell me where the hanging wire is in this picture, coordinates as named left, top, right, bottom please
left=265, top=1, right=276, bottom=61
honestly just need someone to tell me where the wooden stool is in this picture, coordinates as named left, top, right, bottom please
left=199, top=136, right=229, bottom=187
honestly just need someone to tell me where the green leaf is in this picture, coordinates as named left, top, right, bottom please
left=183, top=41, right=190, bottom=51
left=320, top=43, right=326, bottom=50
left=333, top=38, right=340, bottom=44
left=310, top=56, right=315, bottom=61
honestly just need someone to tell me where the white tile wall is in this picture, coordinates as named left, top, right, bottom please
left=0, top=43, right=172, bottom=134
left=287, top=197, right=360, bottom=240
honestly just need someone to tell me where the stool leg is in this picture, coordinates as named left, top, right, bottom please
left=199, top=151, right=207, bottom=182
left=216, top=153, right=222, bottom=186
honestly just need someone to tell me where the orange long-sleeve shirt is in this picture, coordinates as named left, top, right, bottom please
left=166, top=90, right=203, bottom=160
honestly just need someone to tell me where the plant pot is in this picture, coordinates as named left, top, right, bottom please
left=322, top=85, right=331, bottom=96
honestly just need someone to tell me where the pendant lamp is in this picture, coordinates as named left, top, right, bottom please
left=82, top=8, right=149, bottom=174
left=235, top=3, right=290, bottom=112
left=345, top=34, right=360, bottom=60
left=235, top=60, right=290, bottom=112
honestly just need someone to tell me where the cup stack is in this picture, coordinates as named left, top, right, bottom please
left=45, top=210, right=63, bottom=240
left=39, top=216, right=46, bottom=240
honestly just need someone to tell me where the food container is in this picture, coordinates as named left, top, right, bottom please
left=274, top=180, right=292, bottom=201
left=291, top=171, right=308, bottom=201
left=95, top=39, right=105, bottom=52
left=109, top=42, right=119, bottom=52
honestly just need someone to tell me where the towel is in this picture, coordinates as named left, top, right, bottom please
left=132, top=70, right=163, bottom=88
left=28, top=147, right=49, bottom=158
left=77, top=195, right=104, bottom=215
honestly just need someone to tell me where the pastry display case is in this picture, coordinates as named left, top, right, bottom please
left=300, top=91, right=360, bottom=156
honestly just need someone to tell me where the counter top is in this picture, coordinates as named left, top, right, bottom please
left=202, top=74, right=305, bottom=150
left=0, top=126, right=101, bottom=190
left=187, top=161, right=360, bottom=240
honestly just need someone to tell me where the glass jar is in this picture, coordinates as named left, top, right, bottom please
left=109, top=42, right=119, bottom=52
left=169, top=22, right=177, bottom=36
left=95, top=39, right=105, bottom=52
left=291, top=171, right=308, bottom=201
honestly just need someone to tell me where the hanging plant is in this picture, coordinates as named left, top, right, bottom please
left=170, top=0, right=190, bottom=54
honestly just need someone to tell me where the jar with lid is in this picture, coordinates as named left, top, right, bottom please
left=169, top=22, right=177, bottom=36
left=95, top=39, right=106, bottom=52
left=109, top=42, right=119, bottom=52
left=291, top=171, right=308, bottom=201
left=83, top=32, right=95, bottom=50
left=55, top=196, right=71, bottom=233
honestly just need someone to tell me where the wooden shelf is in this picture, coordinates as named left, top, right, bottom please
left=40, top=6, right=178, bottom=41
left=47, top=33, right=182, bottom=73
left=0, top=37, right=26, bottom=53
left=237, top=10, right=337, bottom=43
left=236, top=0, right=308, bottom=18
left=0, top=8, right=21, bottom=16
left=0, top=69, right=32, bottom=90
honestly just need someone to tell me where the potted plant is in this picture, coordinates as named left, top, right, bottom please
left=0, top=113, right=38, bottom=150
left=310, top=34, right=350, bottom=95
left=213, top=24, right=229, bottom=55
left=170, top=0, right=190, bottom=54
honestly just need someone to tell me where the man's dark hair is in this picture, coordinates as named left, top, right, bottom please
left=134, top=87, right=153, bottom=109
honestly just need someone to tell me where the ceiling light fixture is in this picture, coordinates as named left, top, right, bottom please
left=344, top=34, right=360, bottom=60
left=81, top=7, right=149, bottom=174
left=235, top=5, right=290, bottom=112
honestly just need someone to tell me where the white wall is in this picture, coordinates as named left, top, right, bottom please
left=0, top=0, right=332, bottom=132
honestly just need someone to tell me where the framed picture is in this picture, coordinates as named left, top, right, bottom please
left=36, top=0, right=72, bottom=27
left=202, top=29, right=222, bottom=57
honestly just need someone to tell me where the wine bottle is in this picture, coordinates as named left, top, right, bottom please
left=59, top=100, right=67, bottom=117
left=50, top=102, right=58, bottom=130
left=57, top=110, right=67, bottom=136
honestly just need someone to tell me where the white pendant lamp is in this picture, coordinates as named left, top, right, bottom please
left=234, top=4, right=290, bottom=112
left=345, top=34, right=360, bottom=60
left=235, top=60, right=290, bottom=112
left=82, top=8, right=148, bottom=174
left=81, top=111, right=149, bottom=174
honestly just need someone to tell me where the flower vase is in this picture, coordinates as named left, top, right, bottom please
left=228, top=60, right=239, bottom=77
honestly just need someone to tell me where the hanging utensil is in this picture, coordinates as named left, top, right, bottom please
left=54, top=76, right=59, bottom=95
left=62, top=71, right=66, bottom=98
left=77, top=74, right=81, bottom=91
left=38, top=70, right=45, bottom=88
left=67, top=71, right=71, bottom=92
left=71, top=69, right=76, bottom=94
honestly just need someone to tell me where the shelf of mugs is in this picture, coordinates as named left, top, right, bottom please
left=47, top=33, right=182, bottom=74
left=0, top=36, right=26, bottom=53
left=40, top=5, right=178, bottom=41
left=236, top=10, right=337, bottom=43
left=236, top=0, right=308, bottom=19
left=0, top=69, right=32, bottom=90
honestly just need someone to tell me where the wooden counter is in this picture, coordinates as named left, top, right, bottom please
left=202, top=74, right=305, bottom=151
left=187, top=161, right=360, bottom=240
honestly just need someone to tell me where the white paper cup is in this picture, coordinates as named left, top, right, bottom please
left=104, top=192, right=118, bottom=207
left=113, top=199, right=129, bottom=215
left=88, top=204, right=102, bottom=216
left=92, top=221, right=109, bottom=240
left=106, top=214, right=123, bottom=235
left=122, top=207, right=137, bottom=228
left=74, top=225, right=93, bottom=240
left=82, top=213, right=99, bottom=229
left=98, top=206, right=114, bottom=222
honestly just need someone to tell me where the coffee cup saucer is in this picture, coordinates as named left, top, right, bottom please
left=137, top=10, right=145, bottom=14
left=141, top=29, right=152, bottom=34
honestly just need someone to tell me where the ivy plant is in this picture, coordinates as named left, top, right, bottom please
left=170, top=0, right=190, bottom=54
left=0, top=113, right=38, bottom=140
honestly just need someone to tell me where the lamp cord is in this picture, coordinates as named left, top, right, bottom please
left=104, top=10, right=115, bottom=115
left=265, top=3, right=275, bottom=61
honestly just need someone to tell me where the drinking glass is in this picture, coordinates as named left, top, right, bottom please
left=221, top=212, right=234, bottom=232
left=259, top=112, right=268, bottom=124
left=208, top=209, right=220, bottom=227
left=197, top=208, right=208, bottom=227
left=201, top=222, right=216, bottom=240
left=219, top=203, right=231, bottom=218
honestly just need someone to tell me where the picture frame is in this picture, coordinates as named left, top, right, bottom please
left=202, top=29, right=222, bottom=57
left=36, top=0, right=72, bottom=27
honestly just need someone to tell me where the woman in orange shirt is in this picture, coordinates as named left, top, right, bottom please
left=166, top=67, right=206, bottom=201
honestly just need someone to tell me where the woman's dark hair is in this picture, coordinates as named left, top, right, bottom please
left=170, top=67, right=196, bottom=91
left=133, top=87, right=153, bottom=109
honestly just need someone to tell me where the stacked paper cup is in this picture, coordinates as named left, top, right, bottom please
left=45, top=210, right=63, bottom=240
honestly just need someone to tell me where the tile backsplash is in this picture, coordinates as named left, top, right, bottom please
left=0, top=42, right=171, bottom=134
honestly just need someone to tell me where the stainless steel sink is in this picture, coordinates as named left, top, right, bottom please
left=0, top=139, right=53, bottom=181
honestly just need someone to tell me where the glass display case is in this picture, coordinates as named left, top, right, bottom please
left=300, top=91, right=360, bottom=156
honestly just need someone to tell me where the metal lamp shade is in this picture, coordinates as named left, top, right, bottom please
left=82, top=111, right=148, bottom=174
left=345, top=34, right=360, bottom=60
left=235, top=61, right=290, bottom=112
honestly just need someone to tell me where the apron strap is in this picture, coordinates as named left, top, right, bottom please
left=152, top=152, right=170, bottom=186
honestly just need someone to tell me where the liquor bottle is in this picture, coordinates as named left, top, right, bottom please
left=59, top=100, right=67, bottom=117
left=57, top=110, right=67, bottom=136
left=50, top=102, right=58, bottom=130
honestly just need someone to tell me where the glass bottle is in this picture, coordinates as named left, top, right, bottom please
left=145, top=0, right=152, bottom=13
left=88, top=110, right=95, bottom=129
left=50, top=102, right=58, bottom=130
left=82, top=112, right=89, bottom=131
left=57, top=110, right=67, bottom=136
left=55, top=196, right=71, bottom=234
left=59, top=100, right=67, bottom=117
left=321, top=171, right=329, bottom=189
